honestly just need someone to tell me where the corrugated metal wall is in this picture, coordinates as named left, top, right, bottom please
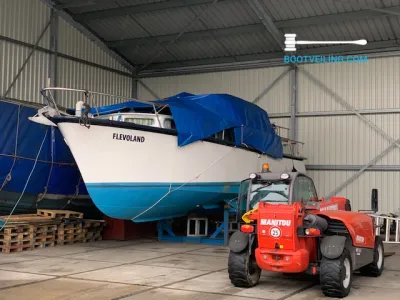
left=57, top=58, right=132, bottom=108
left=0, top=0, right=131, bottom=106
left=138, top=57, right=400, bottom=214
left=298, top=58, right=400, bottom=214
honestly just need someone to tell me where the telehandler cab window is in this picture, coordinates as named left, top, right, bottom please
left=249, top=180, right=289, bottom=209
left=292, top=175, right=318, bottom=203
left=237, top=179, right=251, bottom=219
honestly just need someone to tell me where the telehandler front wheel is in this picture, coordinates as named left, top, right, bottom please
left=320, top=248, right=353, bottom=298
left=228, top=249, right=261, bottom=288
left=359, top=236, right=384, bottom=277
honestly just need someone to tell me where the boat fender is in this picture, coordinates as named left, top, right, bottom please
left=75, top=100, right=84, bottom=117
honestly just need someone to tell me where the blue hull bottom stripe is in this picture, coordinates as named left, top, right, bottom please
left=85, top=182, right=240, bottom=222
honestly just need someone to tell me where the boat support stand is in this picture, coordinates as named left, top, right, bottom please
left=157, top=200, right=237, bottom=246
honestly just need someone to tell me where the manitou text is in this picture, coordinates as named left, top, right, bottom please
left=260, top=219, right=291, bottom=226
left=113, top=133, right=145, bottom=142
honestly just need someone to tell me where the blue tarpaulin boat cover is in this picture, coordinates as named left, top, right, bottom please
left=73, top=92, right=283, bottom=158
left=0, top=101, right=88, bottom=195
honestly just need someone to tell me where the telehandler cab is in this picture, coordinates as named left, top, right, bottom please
left=228, top=164, right=384, bottom=298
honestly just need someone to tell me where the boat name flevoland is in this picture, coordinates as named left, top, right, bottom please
left=112, top=133, right=145, bottom=142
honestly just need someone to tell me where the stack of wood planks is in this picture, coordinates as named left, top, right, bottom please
left=0, top=209, right=107, bottom=253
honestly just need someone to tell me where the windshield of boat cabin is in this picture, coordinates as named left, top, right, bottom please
left=249, top=180, right=289, bottom=209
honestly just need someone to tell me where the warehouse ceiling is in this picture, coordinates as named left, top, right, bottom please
left=48, top=0, right=400, bottom=76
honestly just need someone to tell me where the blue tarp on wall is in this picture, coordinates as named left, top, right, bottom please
left=0, top=101, right=88, bottom=195
left=73, top=92, right=283, bottom=158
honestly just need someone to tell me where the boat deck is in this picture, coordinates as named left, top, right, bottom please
left=0, top=239, right=398, bottom=300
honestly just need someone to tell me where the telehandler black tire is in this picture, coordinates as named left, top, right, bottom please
left=228, top=249, right=261, bottom=288
left=320, top=248, right=353, bottom=298
left=359, top=236, right=384, bottom=277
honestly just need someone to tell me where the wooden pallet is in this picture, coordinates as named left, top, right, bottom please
left=82, top=219, right=106, bottom=228
left=0, top=231, right=34, bottom=242
left=2, top=224, right=35, bottom=235
left=0, top=239, right=32, bottom=247
left=32, top=241, right=55, bottom=249
left=0, top=214, right=55, bottom=225
left=83, top=236, right=102, bottom=243
left=83, top=231, right=102, bottom=238
left=56, top=239, right=83, bottom=246
left=0, top=216, right=60, bottom=253
left=0, top=243, right=33, bottom=254
left=56, top=220, right=83, bottom=245
left=34, top=233, right=56, bottom=243
left=58, top=223, right=82, bottom=234
left=81, top=219, right=106, bottom=243
left=37, top=209, right=83, bottom=219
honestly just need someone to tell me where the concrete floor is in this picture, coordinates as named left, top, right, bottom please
left=0, top=239, right=399, bottom=300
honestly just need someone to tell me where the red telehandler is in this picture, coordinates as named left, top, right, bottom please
left=228, top=164, right=384, bottom=298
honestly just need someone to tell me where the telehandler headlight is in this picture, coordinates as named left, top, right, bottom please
left=280, top=173, right=290, bottom=180
left=249, top=173, right=258, bottom=179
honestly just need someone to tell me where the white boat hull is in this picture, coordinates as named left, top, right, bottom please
left=57, top=121, right=306, bottom=222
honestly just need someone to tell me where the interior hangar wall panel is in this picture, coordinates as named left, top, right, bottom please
left=0, top=41, right=49, bottom=104
left=297, top=56, right=400, bottom=113
left=308, top=170, right=400, bottom=215
left=0, top=0, right=50, bottom=49
left=58, top=18, right=130, bottom=73
left=138, top=66, right=291, bottom=114
left=298, top=114, right=400, bottom=165
left=56, top=58, right=131, bottom=108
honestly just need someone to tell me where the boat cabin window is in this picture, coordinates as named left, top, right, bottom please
left=164, top=118, right=176, bottom=130
left=213, top=128, right=235, bottom=144
left=124, top=117, right=155, bottom=126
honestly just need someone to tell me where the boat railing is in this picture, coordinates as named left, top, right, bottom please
left=39, top=87, right=165, bottom=127
left=39, top=87, right=305, bottom=158
left=273, top=124, right=304, bottom=158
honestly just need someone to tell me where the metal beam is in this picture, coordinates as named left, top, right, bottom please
left=334, top=0, right=400, bottom=18
left=56, top=0, right=116, bottom=9
left=307, top=165, right=400, bottom=171
left=252, top=67, right=290, bottom=104
left=132, top=77, right=138, bottom=99
left=41, top=0, right=135, bottom=73
left=0, top=34, right=132, bottom=78
left=137, top=39, right=400, bottom=74
left=290, top=64, right=297, bottom=141
left=275, top=6, right=400, bottom=28
left=107, top=24, right=267, bottom=49
left=325, top=137, right=400, bottom=198
left=247, top=0, right=284, bottom=50
left=2, top=20, right=51, bottom=98
left=73, top=0, right=216, bottom=21
left=49, top=9, right=59, bottom=89
left=268, top=108, right=400, bottom=118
